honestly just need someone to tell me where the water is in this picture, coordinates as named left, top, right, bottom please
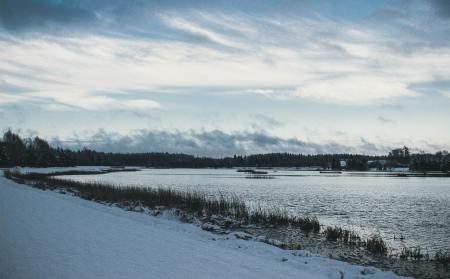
left=61, top=168, right=450, bottom=253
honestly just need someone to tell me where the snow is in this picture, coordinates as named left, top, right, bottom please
left=13, top=166, right=111, bottom=174
left=0, top=174, right=409, bottom=279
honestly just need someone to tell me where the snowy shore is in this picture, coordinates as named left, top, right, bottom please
left=0, top=174, right=408, bottom=279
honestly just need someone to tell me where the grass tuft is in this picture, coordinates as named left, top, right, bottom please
left=324, top=226, right=342, bottom=241
left=399, top=247, right=428, bottom=261
left=324, top=226, right=360, bottom=244
left=366, top=235, right=387, bottom=255
left=434, top=250, right=450, bottom=265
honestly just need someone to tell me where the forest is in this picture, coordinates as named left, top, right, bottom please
left=1, top=130, right=449, bottom=171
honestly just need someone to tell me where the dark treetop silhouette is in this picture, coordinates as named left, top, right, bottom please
left=1, top=130, right=449, bottom=171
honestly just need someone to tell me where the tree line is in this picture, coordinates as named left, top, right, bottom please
left=0, top=130, right=449, bottom=171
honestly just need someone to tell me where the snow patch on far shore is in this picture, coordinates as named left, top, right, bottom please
left=12, top=166, right=111, bottom=174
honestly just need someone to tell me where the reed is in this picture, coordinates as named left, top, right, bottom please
left=4, top=170, right=319, bottom=232
left=434, top=250, right=450, bottom=264
left=366, top=235, right=387, bottom=255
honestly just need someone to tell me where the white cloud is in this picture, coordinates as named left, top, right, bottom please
left=1, top=12, right=450, bottom=108
left=122, top=99, right=161, bottom=109
left=26, top=90, right=160, bottom=111
left=162, top=16, right=246, bottom=49
left=42, top=103, right=76, bottom=111
left=293, top=75, right=418, bottom=104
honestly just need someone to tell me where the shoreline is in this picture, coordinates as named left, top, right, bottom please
left=0, top=173, right=409, bottom=279
left=4, top=167, right=449, bottom=278
left=9, top=165, right=450, bottom=178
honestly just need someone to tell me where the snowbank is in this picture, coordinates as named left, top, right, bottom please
left=0, top=175, right=408, bottom=279
left=13, top=166, right=111, bottom=174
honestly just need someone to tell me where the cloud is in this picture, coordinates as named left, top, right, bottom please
left=131, top=111, right=161, bottom=122
left=0, top=0, right=449, bottom=110
left=244, top=88, right=295, bottom=100
left=293, top=76, right=418, bottom=104
left=24, top=90, right=161, bottom=111
left=377, top=116, right=395, bottom=124
left=251, top=114, right=284, bottom=130
left=51, top=129, right=400, bottom=157
left=41, top=103, right=76, bottom=111
left=246, top=73, right=422, bottom=105
left=161, top=16, right=245, bottom=49
left=332, top=130, right=347, bottom=137
left=359, top=137, right=390, bottom=154
left=379, top=103, right=404, bottom=110
left=122, top=99, right=161, bottom=110
left=0, top=0, right=318, bottom=35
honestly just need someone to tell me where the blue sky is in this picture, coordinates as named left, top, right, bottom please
left=1, top=0, right=450, bottom=156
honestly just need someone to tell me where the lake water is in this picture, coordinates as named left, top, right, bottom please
left=61, top=168, right=450, bottom=253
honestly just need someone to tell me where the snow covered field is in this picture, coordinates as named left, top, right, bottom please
left=0, top=174, right=408, bottom=279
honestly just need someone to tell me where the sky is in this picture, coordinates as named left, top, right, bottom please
left=1, top=0, right=450, bottom=156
